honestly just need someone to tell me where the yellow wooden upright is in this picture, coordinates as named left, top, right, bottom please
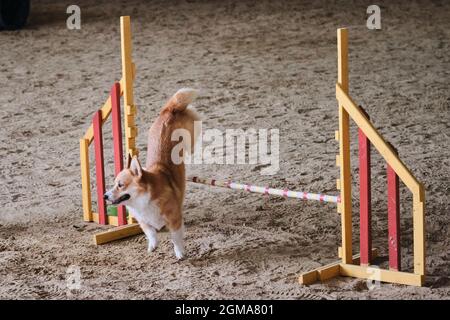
left=337, top=28, right=353, bottom=264
left=120, top=16, right=138, bottom=159
left=120, top=16, right=138, bottom=224
left=80, top=138, right=92, bottom=221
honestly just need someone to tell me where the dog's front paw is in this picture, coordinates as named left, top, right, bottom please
left=174, top=246, right=186, bottom=260
left=147, top=240, right=158, bottom=253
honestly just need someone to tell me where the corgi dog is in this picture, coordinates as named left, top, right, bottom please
left=104, top=88, right=200, bottom=259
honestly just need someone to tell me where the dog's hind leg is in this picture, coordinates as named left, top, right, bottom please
left=140, top=223, right=158, bottom=253
left=161, top=202, right=186, bottom=260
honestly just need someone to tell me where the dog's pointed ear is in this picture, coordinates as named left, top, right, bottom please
left=129, top=156, right=143, bottom=178
left=126, top=153, right=132, bottom=169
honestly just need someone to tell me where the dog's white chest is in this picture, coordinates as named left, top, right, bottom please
left=126, top=201, right=165, bottom=230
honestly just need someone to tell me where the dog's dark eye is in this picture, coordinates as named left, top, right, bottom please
left=118, top=182, right=123, bottom=188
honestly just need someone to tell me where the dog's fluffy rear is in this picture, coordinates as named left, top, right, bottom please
left=146, top=88, right=200, bottom=167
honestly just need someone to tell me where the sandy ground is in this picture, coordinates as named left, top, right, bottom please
left=0, top=0, right=449, bottom=299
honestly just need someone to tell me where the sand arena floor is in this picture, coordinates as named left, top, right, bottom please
left=0, top=0, right=449, bottom=299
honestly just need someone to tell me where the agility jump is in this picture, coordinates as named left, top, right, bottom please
left=79, top=16, right=138, bottom=229
left=79, top=17, right=426, bottom=287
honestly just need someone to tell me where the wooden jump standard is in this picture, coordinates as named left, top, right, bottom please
left=298, top=28, right=425, bottom=287
left=79, top=20, right=426, bottom=286
left=79, top=16, right=141, bottom=244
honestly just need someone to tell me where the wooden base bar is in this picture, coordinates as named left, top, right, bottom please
left=299, top=248, right=378, bottom=285
left=94, top=223, right=143, bottom=245
left=299, top=248, right=424, bottom=287
left=339, top=263, right=423, bottom=286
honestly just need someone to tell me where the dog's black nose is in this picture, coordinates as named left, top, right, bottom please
left=103, top=193, right=109, bottom=200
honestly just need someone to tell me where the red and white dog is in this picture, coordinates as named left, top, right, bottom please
left=104, top=88, right=199, bottom=259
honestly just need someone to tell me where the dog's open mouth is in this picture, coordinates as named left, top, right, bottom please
left=111, top=194, right=130, bottom=205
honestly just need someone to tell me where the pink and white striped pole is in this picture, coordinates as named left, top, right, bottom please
left=187, top=176, right=340, bottom=204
